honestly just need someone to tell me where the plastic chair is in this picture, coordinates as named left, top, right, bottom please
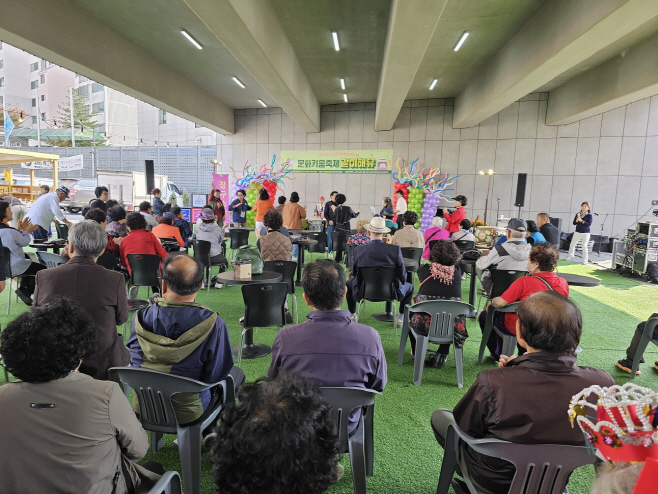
left=110, top=367, right=233, bottom=494
left=193, top=240, right=225, bottom=294
left=228, top=229, right=250, bottom=261
left=477, top=301, right=522, bottom=364
left=397, top=300, right=474, bottom=387
left=238, top=283, right=287, bottom=366
left=331, top=231, right=349, bottom=262
left=306, top=231, right=327, bottom=260
left=476, top=268, right=526, bottom=312
left=436, top=421, right=595, bottom=494
left=320, top=387, right=382, bottom=494
left=400, top=246, right=423, bottom=283
left=37, top=251, right=67, bottom=269
left=5, top=247, right=37, bottom=314
left=356, top=267, right=398, bottom=336
left=127, top=254, right=162, bottom=298
left=147, top=471, right=182, bottom=494
left=96, top=251, right=118, bottom=270
left=54, top=222, right=68, bottom=240
left=454, top=239, right=475, bottom=252
left=629, top=315, right=658, bottom=379
left=263, top=260, right=298, bottom=323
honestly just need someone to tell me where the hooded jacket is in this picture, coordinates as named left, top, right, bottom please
left=476, top=239, right=531, bottom=272
left=195, top=221, right=224, bottom=257
left=126, top=299, right=234, bottom=424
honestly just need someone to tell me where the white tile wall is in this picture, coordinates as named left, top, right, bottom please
left=217, top=95, right=658, bottom=236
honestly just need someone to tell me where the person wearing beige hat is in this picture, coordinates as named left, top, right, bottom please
left=346, top=216, right=414, bottom=327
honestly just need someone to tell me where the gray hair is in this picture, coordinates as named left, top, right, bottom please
left=431, top=216, right=442, bottom=228
left=68, top=220, right=107, bottom=258
left=509, top=229, right=525, bottom=239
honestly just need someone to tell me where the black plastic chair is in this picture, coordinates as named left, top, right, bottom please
left=629, top=315, right=658, bottom=379
left=436, top=421, right=595, bottom=494
left=306, top=231, right=327, bottom=260
left=397, top=300, right=474, bottom=387
left=127, top=254, right=162, bottom=298
left=110, top=367, right=233, bottom=494
left=193, top=240, right=225, bottom=294
left=54, top=222, right=68, bottom=240
left=239, top=282, right=288, bottom=366
left=476, top=268, right=526, bottom=312
left=321, top=387, right=381, bottom=494
left=356, top=267, right=398, bottom=336
left=96, top=251, right=118, bottom=270
left=228, top=229, right=251, bottom=261
left=263, top=260, right=298, bottom=323
left=331, top=231, right=349, bottom=263
left=453, top=239, right=475, bottom=252
left=400, top=246, right=423, bottom=283
left=147, top=471, right=182, bottom=494
left=429, top=239, right=440, bottom=252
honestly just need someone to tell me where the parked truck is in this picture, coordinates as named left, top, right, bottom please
left=96, top=170, right=181, bottom=211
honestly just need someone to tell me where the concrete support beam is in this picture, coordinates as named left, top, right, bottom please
left=454, top=0, right=658, bottom=129
left=547, top=33, right=658, bottom=125
left=0, top=0, right=234, bottom=134
left=374, top=0, right=448, bottom=131
left=184, top=0, right=321, bottom=133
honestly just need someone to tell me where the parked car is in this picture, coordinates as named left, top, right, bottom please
left=59, top=179, right=97, bottom=213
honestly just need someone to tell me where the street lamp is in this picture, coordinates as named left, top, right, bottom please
left=479, top=168, right=497, bottom=225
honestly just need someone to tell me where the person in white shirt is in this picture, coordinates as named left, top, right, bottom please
left=394, top=189, right=407, bottom=229
left=25, top=186, right=71, bottom=244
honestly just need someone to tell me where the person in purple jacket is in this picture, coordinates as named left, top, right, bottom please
left=268, top=259, right=387, bottom=433
left=127, top=255, right=244, bottom=426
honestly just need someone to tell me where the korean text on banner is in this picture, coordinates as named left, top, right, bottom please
left=280, top=149, right=392, bottom=174
left=21, top=161, right=52, bottom=170
left=212, top=173, right=231, bottom=206
left=59, top=155, right=84, bottom=172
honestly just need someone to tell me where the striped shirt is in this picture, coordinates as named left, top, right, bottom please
left=25, top=192, right=64, bottom=228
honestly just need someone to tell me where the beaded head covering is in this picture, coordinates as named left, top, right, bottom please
left=568, top=383, right=658, bottom=462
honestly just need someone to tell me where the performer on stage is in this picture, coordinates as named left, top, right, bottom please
left=441, top=195, right=467, bottom=234
left=566, top=201, right=593, bottom=264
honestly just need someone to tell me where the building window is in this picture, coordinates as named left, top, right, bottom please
left=32, top=98, right=36, bottom=107
left=31, top=80, right=38, bottom=89
left=40, top=95, right=45, bottom=102
left=32, top=116, right=37, bottom=124
left=159, top=110, right=167, bottom=124
left=0, top=59, right=3, bottom=69
left=77, top=85, right=89, bottom=96
left=0, top=77, right=4, bottom=88
left=41, top=112, right=47, bottom=121
left=30, top=62, right=39, bottom=72
left=91, top=82, right=104, bottom=93
left=92, top=102, right=104, bottom=112
left=40, top=74, right=45, bottom=84
left=41, top=60, right=47, bottom=70
left=79, top=75, right=88, bottom=83
left=0, top=95, right=3, bottom=105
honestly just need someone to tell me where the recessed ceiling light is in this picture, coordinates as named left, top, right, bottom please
left=454, top=31, right=469, bottom=51
left=429, top=78, right=438, bottom=90
left=332, top=31, right=340, bottom=51
left=258, top=99, right=267, bottom=107
left=181, top=30, right=202, bottom=50
left=343, top=93, right=348, bottom=103
left=340, top=78, right=346, bottom=90
left=232, top=77, right=245, bottom=88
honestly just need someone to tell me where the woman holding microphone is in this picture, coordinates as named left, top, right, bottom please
left=441, top=195, right=467, bottom=234
left=566, top=201, right=593, bottom=264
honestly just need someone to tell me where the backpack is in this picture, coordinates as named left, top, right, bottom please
left=235, top=245, right=264, bottom=275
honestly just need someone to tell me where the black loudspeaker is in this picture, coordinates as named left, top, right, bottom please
left=144, top=160, right=155, bottom=194
left=514, top=173, right=527, bottom=208
left=549, top=216, right=562, bottom=234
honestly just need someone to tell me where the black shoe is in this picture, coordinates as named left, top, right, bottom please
left=617, top=358, right=640, bottom=375
left=450, top=478, right=469, bottom=494
left=15, top=288, right=32, bottom=306
left=285, top=309, right=293, bottom=324
left=433, top=353, right=448, bottom=369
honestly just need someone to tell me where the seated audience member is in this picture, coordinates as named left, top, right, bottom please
left=536, top=212, right=560, bottom=246
left=348, top=218, right=371, bottom=246
left=346, top=217, right=414, bottom=327
left=480, top=242, right=568, bottom=361
left=82, top=207, right=121, bottom=256
left=382, top=210, right=398, bottom=232
left=375, top=196, right=394, bottom=217
left=0, top=298, right=162, bottom=493
left=106, top=199, right=120, bottom=210
left=408, top=241, right=467, bottom=368
left=282, top=191, right=306, bottom=258
left=431, top=292, right=616, bottom=494
left=275, top=195, right=286, bottom=214
left=257, top=209, right=292, bottom=261
left=152, top=211, right=185, bottom=248
left=127, top=255, right=244, bottom=425
left=475, top=218, right=531, bottom=294
left=120, top=212, right=167, bottom=278
left=422, top=216, right=450, bottom=260
left=106, top=205, right=129, bottom=238
left=211, top=372, right=339, bottom=494
left=616, top=313, right=658, bottom=375
left=525, top=220, right=546, bottom=245
left=138, top=201, right=158, bottom=230
left=34, top=220, right=130, bottom=380
left=0, top=201, right=44, bottom=305
left=391, top=211, right=424, bottom=248
left=451, top=218, right=476, bottom=243
left=151, top=188, right=171, bottom=218
left=196, top=208, right=227, bottom=266
left=269, top=260, right=387, bottom=433
left=171, top=206, right=193, bottom=247
left=90, top=185, right=109, bottom=212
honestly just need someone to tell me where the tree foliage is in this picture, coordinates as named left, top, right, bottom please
left=50, top=90, right=107, bottom=147
left=0, top=104, right=27, bottom=128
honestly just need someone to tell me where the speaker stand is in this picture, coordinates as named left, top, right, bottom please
left=596, top=214, right=609, bottom=258
left=517, top=206, right=523, bottom=219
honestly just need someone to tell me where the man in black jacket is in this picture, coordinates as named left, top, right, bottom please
left=536, top=213, right=559, bottom=246
left=324, top=191, right=338, bottom=254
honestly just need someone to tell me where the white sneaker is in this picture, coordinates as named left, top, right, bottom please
left=395, top=314, right=404, bottom=328
left=349, top=313, right=358, bottom=322
left=565, top=254, right=573, bottom=261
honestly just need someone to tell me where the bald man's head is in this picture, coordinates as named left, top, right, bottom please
left=161, top=255, right=204, bottom=296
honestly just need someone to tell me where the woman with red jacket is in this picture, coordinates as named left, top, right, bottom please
left=441, top=195, right=467, bottom=233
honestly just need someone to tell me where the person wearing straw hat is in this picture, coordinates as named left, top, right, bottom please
left=345, top=216, right=413, bottom=326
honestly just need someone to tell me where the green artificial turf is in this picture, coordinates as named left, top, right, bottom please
left=1, top=250, right=657, bottom=494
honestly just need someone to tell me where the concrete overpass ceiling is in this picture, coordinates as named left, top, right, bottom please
left=70, top=0, right=271, bottom=109
left=269, top=0, right=392, bottom=105
left=408, top=0, right=546, bottom=100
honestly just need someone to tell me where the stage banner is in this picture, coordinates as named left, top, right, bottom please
left=280, top=149, right=392, bottom=174
left=212, top=173, right=231, bottom=206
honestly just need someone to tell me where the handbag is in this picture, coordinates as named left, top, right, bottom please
left=460, top=249, right=481, bottom=262
left=235, top=245, right=264, bottom=275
